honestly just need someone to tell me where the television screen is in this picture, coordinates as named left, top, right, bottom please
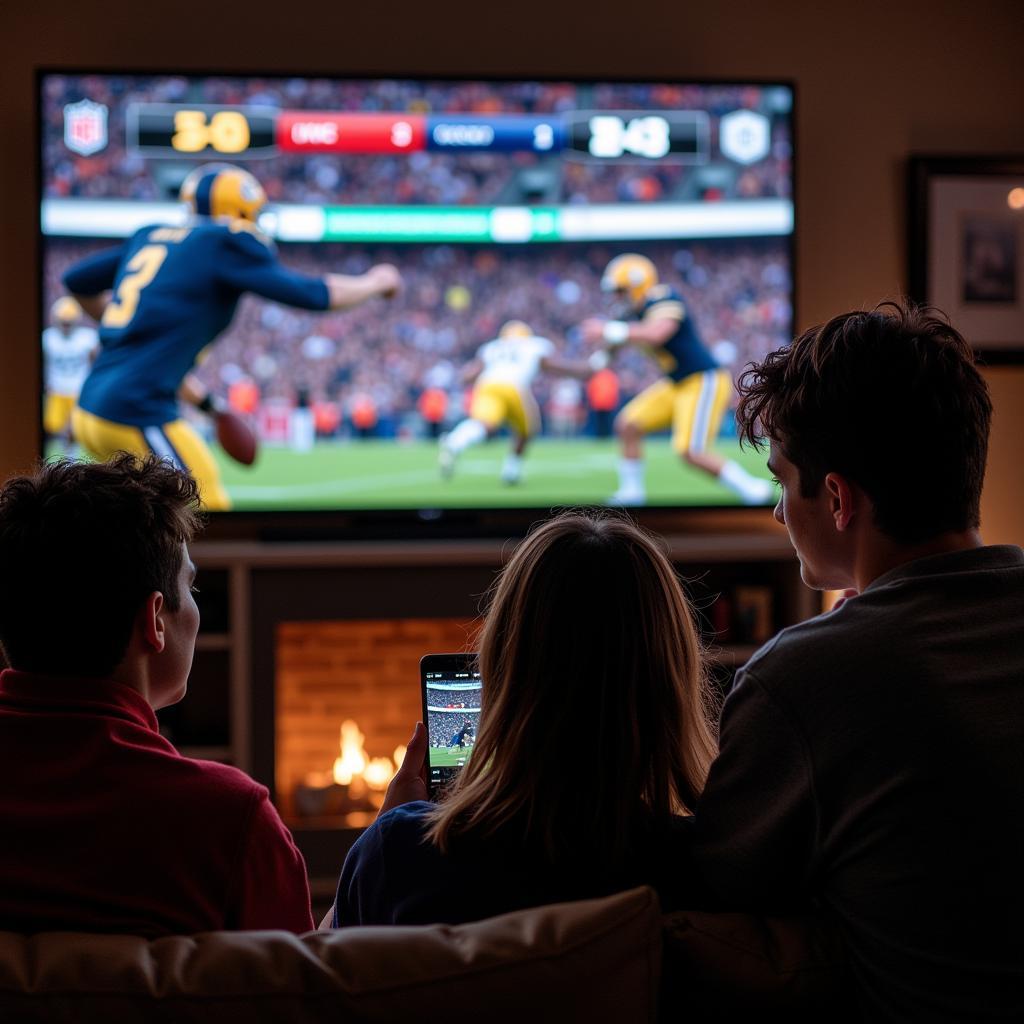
left=39, top=72, right=793, bottom=514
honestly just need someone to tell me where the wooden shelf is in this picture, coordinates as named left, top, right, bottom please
left=190, top=528, right=796, bottom=569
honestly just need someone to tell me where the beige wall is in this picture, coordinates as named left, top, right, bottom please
left=1, top=0, right=1021, bottom=539
left=980, top=367, right=1024, bottom=545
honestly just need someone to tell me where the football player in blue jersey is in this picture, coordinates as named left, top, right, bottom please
left=582, top=254, right=774, bottom=506
left=448, top=718, right=475, bottom=755
left=62, top=164, right=401, bottom=510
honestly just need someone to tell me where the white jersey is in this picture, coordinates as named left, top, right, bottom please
left=476, top=335, right=555, bottom=390
left=42, top=325, right=99, bottom=396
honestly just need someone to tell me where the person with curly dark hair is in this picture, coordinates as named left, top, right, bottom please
left=0, top=454, right=314, bottom=936
left=690, top=301, right=1023, bottom=1021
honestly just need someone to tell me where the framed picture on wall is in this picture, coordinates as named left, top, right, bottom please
left=908, top=156, right=1024, bottom=363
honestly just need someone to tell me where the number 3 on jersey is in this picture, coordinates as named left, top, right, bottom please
left=102, top=245, right=168, bottom=329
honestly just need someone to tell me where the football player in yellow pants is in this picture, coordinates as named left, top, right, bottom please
left=440, top=321, right=590, bottom=486
left=583, top=254, right=774, bottom=506
left=41, top=297, right=99, bottom=452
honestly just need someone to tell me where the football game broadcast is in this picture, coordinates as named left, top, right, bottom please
left=424, top=670, right=482, bottom=768
left=39, top=73, right=794, bottom=513
left=422, top=659, right=482, bottom=795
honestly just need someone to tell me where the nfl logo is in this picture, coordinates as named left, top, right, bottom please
left=63, top=99, right=108, bottom=157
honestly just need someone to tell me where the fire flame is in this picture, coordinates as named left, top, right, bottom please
left=332, top=720, right=368, bottom=786
left=317, top=720, right=404, bottom=793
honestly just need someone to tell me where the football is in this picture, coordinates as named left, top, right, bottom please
left=215, top=409, right=258, bottom=467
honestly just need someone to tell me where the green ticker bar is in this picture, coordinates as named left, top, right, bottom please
left=42, top=198, right=794, bottom=243
left=321, top=206, right=561, bottom=243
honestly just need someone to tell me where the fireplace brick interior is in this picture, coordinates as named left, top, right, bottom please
left=276, top=617, right=478, bottom=821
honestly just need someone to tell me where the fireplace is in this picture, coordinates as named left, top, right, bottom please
left=236, top=556, right=505, bottom=884
left=276, top=617, right=478, bottom=830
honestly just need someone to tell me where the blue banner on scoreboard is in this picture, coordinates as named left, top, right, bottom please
left=424, top=115, right=566, bottom=153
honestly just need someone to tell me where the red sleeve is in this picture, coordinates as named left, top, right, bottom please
left=229, top=788, right=315, bottom=933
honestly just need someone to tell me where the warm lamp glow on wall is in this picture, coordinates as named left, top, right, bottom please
left=1008, top=187, right=1024, bottom=210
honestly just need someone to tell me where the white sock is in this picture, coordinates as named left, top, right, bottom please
left=719, top=459, right=775, bottom=504
left=445, top=418, right=487, bottom=454
left=618, top=458, right=645, bottom=493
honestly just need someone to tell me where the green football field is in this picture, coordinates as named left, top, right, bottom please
left=213, top=437, right=775, bottom=510
left=429, top=746, right=475, bottom=768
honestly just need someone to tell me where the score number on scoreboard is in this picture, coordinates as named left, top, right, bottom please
left=568, top=111, right=708, bottom=161
left=586, top=115, right=671, bottom=159
left=128, top=104, right=278, bottom=157
left=171, top=110, right=252, bottom=154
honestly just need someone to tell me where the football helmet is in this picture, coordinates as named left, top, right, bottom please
left=498, top=320, right=533, bottom=339
left=50, top=296, right=81, bottom=326
left=179, top=164, right=267, bottom=223
left=601, top=254, right=658, bottom=308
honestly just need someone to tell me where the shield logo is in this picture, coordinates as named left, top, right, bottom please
left=63, top=99, right=109, bottom=156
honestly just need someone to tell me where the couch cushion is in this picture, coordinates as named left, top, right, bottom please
left=0, top=886, right=661, bottom=1023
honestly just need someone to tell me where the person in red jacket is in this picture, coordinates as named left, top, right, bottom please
left=0, top=454, right=314, bottom=937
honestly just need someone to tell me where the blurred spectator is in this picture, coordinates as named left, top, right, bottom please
left=350, top=391, right=379, bottom=439
left=417, top=387, right=448, bottom=439
left=547, top=379, right=584, bottom=439
left=290, top=388, right=315, bottom=452
left=312, top=398, right=342, bottom=438
left=586, top=368, right=620, bottom=439
left=228, top=377, right=260, bottom=416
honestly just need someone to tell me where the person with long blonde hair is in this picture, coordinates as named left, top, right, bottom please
left=332, top=510, right=718, bottom=926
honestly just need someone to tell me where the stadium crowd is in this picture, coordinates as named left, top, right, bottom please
left=43, top=75, right=791, bottom=208
left=44, top=238, right=791, bottom=441
left=426, top=683, right=482, bottom=750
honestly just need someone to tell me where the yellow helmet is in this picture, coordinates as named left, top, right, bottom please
left=601, top=254, right=658, bottom=307
left=179, top=163, right=266, bottom=223
left=498, top=320, right=533, bottom=339
left=50, top=296, right=81, bottom=325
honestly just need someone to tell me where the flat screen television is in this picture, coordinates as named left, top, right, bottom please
left=38, top=71, right=793, bottom=522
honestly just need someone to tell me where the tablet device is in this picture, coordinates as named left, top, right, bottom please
left=420, top=653, right=481, bottom=799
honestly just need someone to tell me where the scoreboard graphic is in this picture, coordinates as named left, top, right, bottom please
left=126, top=104, right=726, bottom=162
left=47, top=83, right=792, bottom=244
left=47, top=90, right=791, bottom=244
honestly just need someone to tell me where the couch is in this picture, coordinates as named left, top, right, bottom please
left=0, top=887, right=854, bottom=1023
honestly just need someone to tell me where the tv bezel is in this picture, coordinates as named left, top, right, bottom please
left=35, top=66, right=797, bottom=539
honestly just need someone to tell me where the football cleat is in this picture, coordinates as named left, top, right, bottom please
left=600, top=254, right=658, bottom=308
left=179, top=164, right=267, bottom=223
left=607, top=486, right=647, bottom=507
left=438, top=438, right=456, bottom=479
left=500, top=456, right=522, bottom=486
left=740, top=477, right=776, bottom=506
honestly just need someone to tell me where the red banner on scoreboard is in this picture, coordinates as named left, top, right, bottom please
left=276, top=112, right=427, bottom=153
